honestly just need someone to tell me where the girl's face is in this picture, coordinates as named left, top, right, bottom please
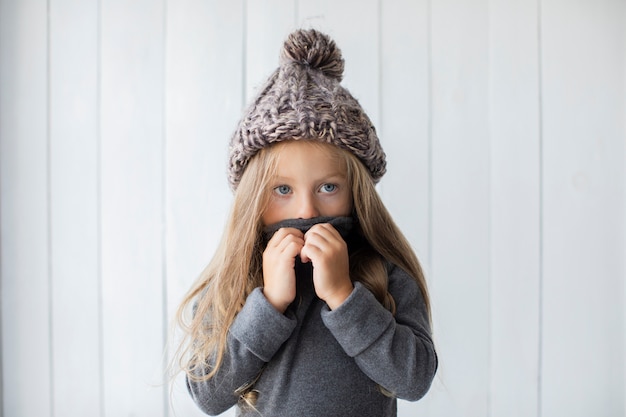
left=261, top=141, right=353, bottom=226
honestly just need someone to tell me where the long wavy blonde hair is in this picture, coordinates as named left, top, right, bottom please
left=174, top=140, right=431, bottom=385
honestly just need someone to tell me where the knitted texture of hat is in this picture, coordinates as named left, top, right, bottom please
left=227, top=29, right=387, bottom=190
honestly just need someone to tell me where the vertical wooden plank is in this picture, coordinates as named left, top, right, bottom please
left=100, top=1, right=166, bottom=415
left=165, top=1, right=244, bottom=417
left=0, top=1, right=52, bottom=416
left=429, top=0, right=490, bottom=416
left=541, top=0, right=625, bottom=415
left=380, top=0, right=431, bottom=268
left=297, top=0, right=380, bottom=128
left=488, top=1, right=541, bottom=416
left=49, top=1, right=102, bottom=416
left=379, top=2, right=435, bottom=412
left=621, top=6, right=626, bottom=414
left=245, top=0, right=296, bottom=101
left=382, top=0, right=431, bottom=397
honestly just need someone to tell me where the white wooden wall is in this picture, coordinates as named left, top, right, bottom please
left=0, top=1, right=624, bottom=417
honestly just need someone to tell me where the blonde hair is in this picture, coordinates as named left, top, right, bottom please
left=174, top=140, right=431, bottom=402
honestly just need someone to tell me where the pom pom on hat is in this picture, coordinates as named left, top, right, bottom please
left=228, top=29, right=386, bottom=190
left=280, top=29, right=344, bottom=81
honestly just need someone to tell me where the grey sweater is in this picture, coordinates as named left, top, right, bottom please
left=188, top=221, right=437, bottom=416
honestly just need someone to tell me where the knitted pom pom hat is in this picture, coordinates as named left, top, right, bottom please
left=227, top=28, right=386, bottom=190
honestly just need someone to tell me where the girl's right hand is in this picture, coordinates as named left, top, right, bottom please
left=262, top=227, right=305, bottom=313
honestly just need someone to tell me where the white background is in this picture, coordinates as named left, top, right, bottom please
left=0, top=1, right=624, bottom=416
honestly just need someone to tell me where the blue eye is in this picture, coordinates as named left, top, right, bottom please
left=320, top=183, right=337, bottom=193
left=274, top=185, right=291, bottom=195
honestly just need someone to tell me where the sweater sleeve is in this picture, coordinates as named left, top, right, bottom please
left=187, top=287, right=297, bottom=415
left=320, top=264, right=438, bottom=401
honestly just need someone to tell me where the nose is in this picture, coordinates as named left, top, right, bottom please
left=296, top=193, right=319, bottom=219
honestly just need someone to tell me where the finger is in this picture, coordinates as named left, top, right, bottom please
left=300, top=234, right=340, bottom=264
left=299, top=245, right=311, bottom=263
left=304, top=223, right=341, bottom=243
left=268, top=227, right=304, bottom=248
left=304, top=225, right=344, bottom=253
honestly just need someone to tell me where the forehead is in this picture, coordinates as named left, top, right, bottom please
left=272, top=140, right=347, bottom=173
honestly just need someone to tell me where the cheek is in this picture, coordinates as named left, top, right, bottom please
left=261, top=200, right=279, bottom=225
left=342, top=199, right=354, bottom=215
left=261, top=198, right=290, bottom=225
left=331, top=192, right=353, bottom=216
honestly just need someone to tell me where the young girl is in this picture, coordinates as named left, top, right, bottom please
left=176, top=29, right=437, bottom=416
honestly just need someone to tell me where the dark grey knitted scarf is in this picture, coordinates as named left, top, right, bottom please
left=262, top=216, right=355, bottom=242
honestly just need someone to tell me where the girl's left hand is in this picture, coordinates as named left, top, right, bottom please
left=300, top=223, right=353, bottom=309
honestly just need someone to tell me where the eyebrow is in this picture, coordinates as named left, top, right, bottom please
left=272, top=172, right=346, bottom=183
